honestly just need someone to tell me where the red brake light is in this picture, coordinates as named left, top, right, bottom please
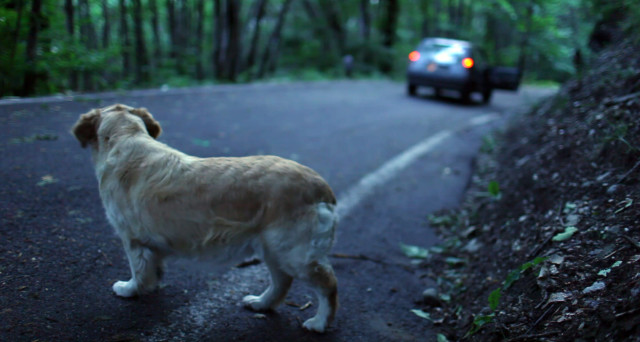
left=409, top=51, right=420, bottom=62
left=462, top=57, right=474, bottom=69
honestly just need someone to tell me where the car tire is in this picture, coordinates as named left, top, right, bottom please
left=407, top=84, right=417, bottom=96
left=460, top=89, right=472, bottom=104
left=482, top=88, right=493, bottom=104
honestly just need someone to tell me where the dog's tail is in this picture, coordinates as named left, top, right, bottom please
left=308, top=202, right=338, bottom=262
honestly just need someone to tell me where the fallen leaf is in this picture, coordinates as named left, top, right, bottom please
left=552, top=226, right=578, bottom=242
left=400, top=243, right=429, bottom=259
left=37, top=175, right=58, bottom=187
left=582, top=281, right=606, bottom=294
left=411, top=309, right=432, bottom=321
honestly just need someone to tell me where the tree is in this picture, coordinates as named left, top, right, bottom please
left=22, top=0, right=43, bottom=96
left=149, top=0, right=162, bottom=70
left=132, top=0, right=149, bottom=83
left=119, top=0, right=131, bottom=78
left=212, top=0, right=224, bottom=78
left=225, top=0, right=241, bottom=81
left=101, top=0, right=110, bottom=48
left=258, top=0, right=293, bottom=78
left=79, top=0, right=97, bottom=90
left=245, top=0, right=268, bottom=79
left=195, top=0, right=205, bottom=80
left=380, top=0, right=399, bottom=73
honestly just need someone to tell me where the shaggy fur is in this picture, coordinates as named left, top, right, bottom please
left=72, top=104, right=339, bottom=332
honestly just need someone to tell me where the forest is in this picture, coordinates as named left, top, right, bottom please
left=0, top=0, right=637, bottom=97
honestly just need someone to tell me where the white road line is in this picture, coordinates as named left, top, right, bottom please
left=335, top=112, right=498, bottom=220
left=335, top=130, right=452, bottom=219
left=145, top=112, right=498, bottom=341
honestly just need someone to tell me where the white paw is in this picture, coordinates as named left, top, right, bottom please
left=303, top=316, right=328, bottom=333
left=242, top=295, right=270, bottom=311
left=112, top=280, right=138, bottom=297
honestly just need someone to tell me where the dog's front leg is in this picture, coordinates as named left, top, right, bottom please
left=113, top=239, right=164, bottom=297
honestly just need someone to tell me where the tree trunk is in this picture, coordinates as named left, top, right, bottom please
left=225, top=0, right=241, bottom=81
left=6, top=0, right=25, bottom=95
left=149, top=0, right=162, bottom=69
left=419, top=0, right=430, bottom=37
left=167, top=0, right=177, bottom=60
left=360, top=0, right=371, bottom=41
left=132, top=0, right=149, bottom=84
left=213, top=0, right=225, bottom=78
left=380, top=0, right=399, bottom=73
left=195, top=0, right=205, bottom=80
left=258, top=0, right=293, bottom=78
left=246, top=0, right=268, bottom=78
left=79, top=0, right=97, bottom=90
left=381, top=0, right=399, bottom=48
left=120, top=0, right=131, bottom=78
left=102, top=0, right=110, bottom=48
left=23, top=0, right=42, bottom=96
left=517, top=1, right=534, bottom=74
left=320, top=1, right=345, bottom=55
left=63, top=0, right=78, bottom=91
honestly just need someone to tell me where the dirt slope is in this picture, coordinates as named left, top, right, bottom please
left=416, top=38, right=640, bottom=341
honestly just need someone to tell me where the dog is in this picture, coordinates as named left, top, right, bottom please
left=72, top=104, right=338, bottom=332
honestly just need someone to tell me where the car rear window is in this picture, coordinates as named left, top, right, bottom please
left=419, top=43, right=468, bottom=56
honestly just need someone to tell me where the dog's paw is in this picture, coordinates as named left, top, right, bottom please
left=112, top=280, right=138, bottom=297
left=302, top=316, right=328, bottom=333
left=242, top=295, right=270, bottom=311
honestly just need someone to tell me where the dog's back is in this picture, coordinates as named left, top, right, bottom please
left=72, top=104, right=339, bottom=332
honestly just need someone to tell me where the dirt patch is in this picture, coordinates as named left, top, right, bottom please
left=412, top=39, right=640, bottom=341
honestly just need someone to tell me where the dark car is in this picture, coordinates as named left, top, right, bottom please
left=406, top=37, right=521, bottom=103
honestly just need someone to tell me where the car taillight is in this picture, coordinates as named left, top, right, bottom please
left=462, top=57, right=474, bottom=69
left=409, top=51, right=420, bottom=62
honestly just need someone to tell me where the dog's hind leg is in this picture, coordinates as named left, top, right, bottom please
left=112, top=239, right=164, bottom=297
left=243, top=249, right=293, bottom=311
left=302, top=259, right=338, bottom=333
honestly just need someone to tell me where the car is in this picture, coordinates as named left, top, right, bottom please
left=406, top=37, right=521, bottom=103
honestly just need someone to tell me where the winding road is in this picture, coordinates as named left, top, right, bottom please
left=0, top=80, right=554, bottom=341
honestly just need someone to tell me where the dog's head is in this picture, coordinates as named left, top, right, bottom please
left=72, top=104, right=162, bottom=149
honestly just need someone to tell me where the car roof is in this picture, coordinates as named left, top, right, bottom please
left=420, top=37, right=472, bottom=48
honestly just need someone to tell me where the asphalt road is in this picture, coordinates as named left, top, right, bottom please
left=0, top=80, right=554, bottom=341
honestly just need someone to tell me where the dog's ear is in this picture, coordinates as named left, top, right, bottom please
left=72, top=109, right=101, bottom=148
left=130, top=108, right=162, bottom=139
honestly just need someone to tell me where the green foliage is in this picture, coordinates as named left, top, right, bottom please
left=410, top=309, right=432, bottom=320
left=400, top=243, right=430, bottom=259
left=466, top=256, right=547, bottom=336
left=1, top=0, right=635, bottom=97
left=466, top=313, right=495, bottom=337
left=552, top=226, right=578, bottom=242
left=487, top=181, right=501, bottom=199
left=488, top=288, right=502, bottom=311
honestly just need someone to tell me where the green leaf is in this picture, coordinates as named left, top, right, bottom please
left=445, top=257, right=467, bottom=266
left=465, top=313, right=495, bottom=337
left=488, top=288, right=502, bottom=311
left=552, top=226, right=578, bottom=242
left=411, top=309, right=432, bottom=321
left=615, top=198, right=633, bottom=214
left=437, top=333, right=450, bottom=342
left=488, top=181, right=501, bottom=197
left=504, top=257, right=547, bottom=289
left=37, top=175, right=58, bottom=187
left=400, top=243, right=429, bottom=259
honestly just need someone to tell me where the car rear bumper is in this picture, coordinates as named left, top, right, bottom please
left=407, top=72, right=472, bottom=91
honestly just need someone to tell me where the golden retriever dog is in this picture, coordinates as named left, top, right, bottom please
left=72, top=104, right=338, bottom=332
